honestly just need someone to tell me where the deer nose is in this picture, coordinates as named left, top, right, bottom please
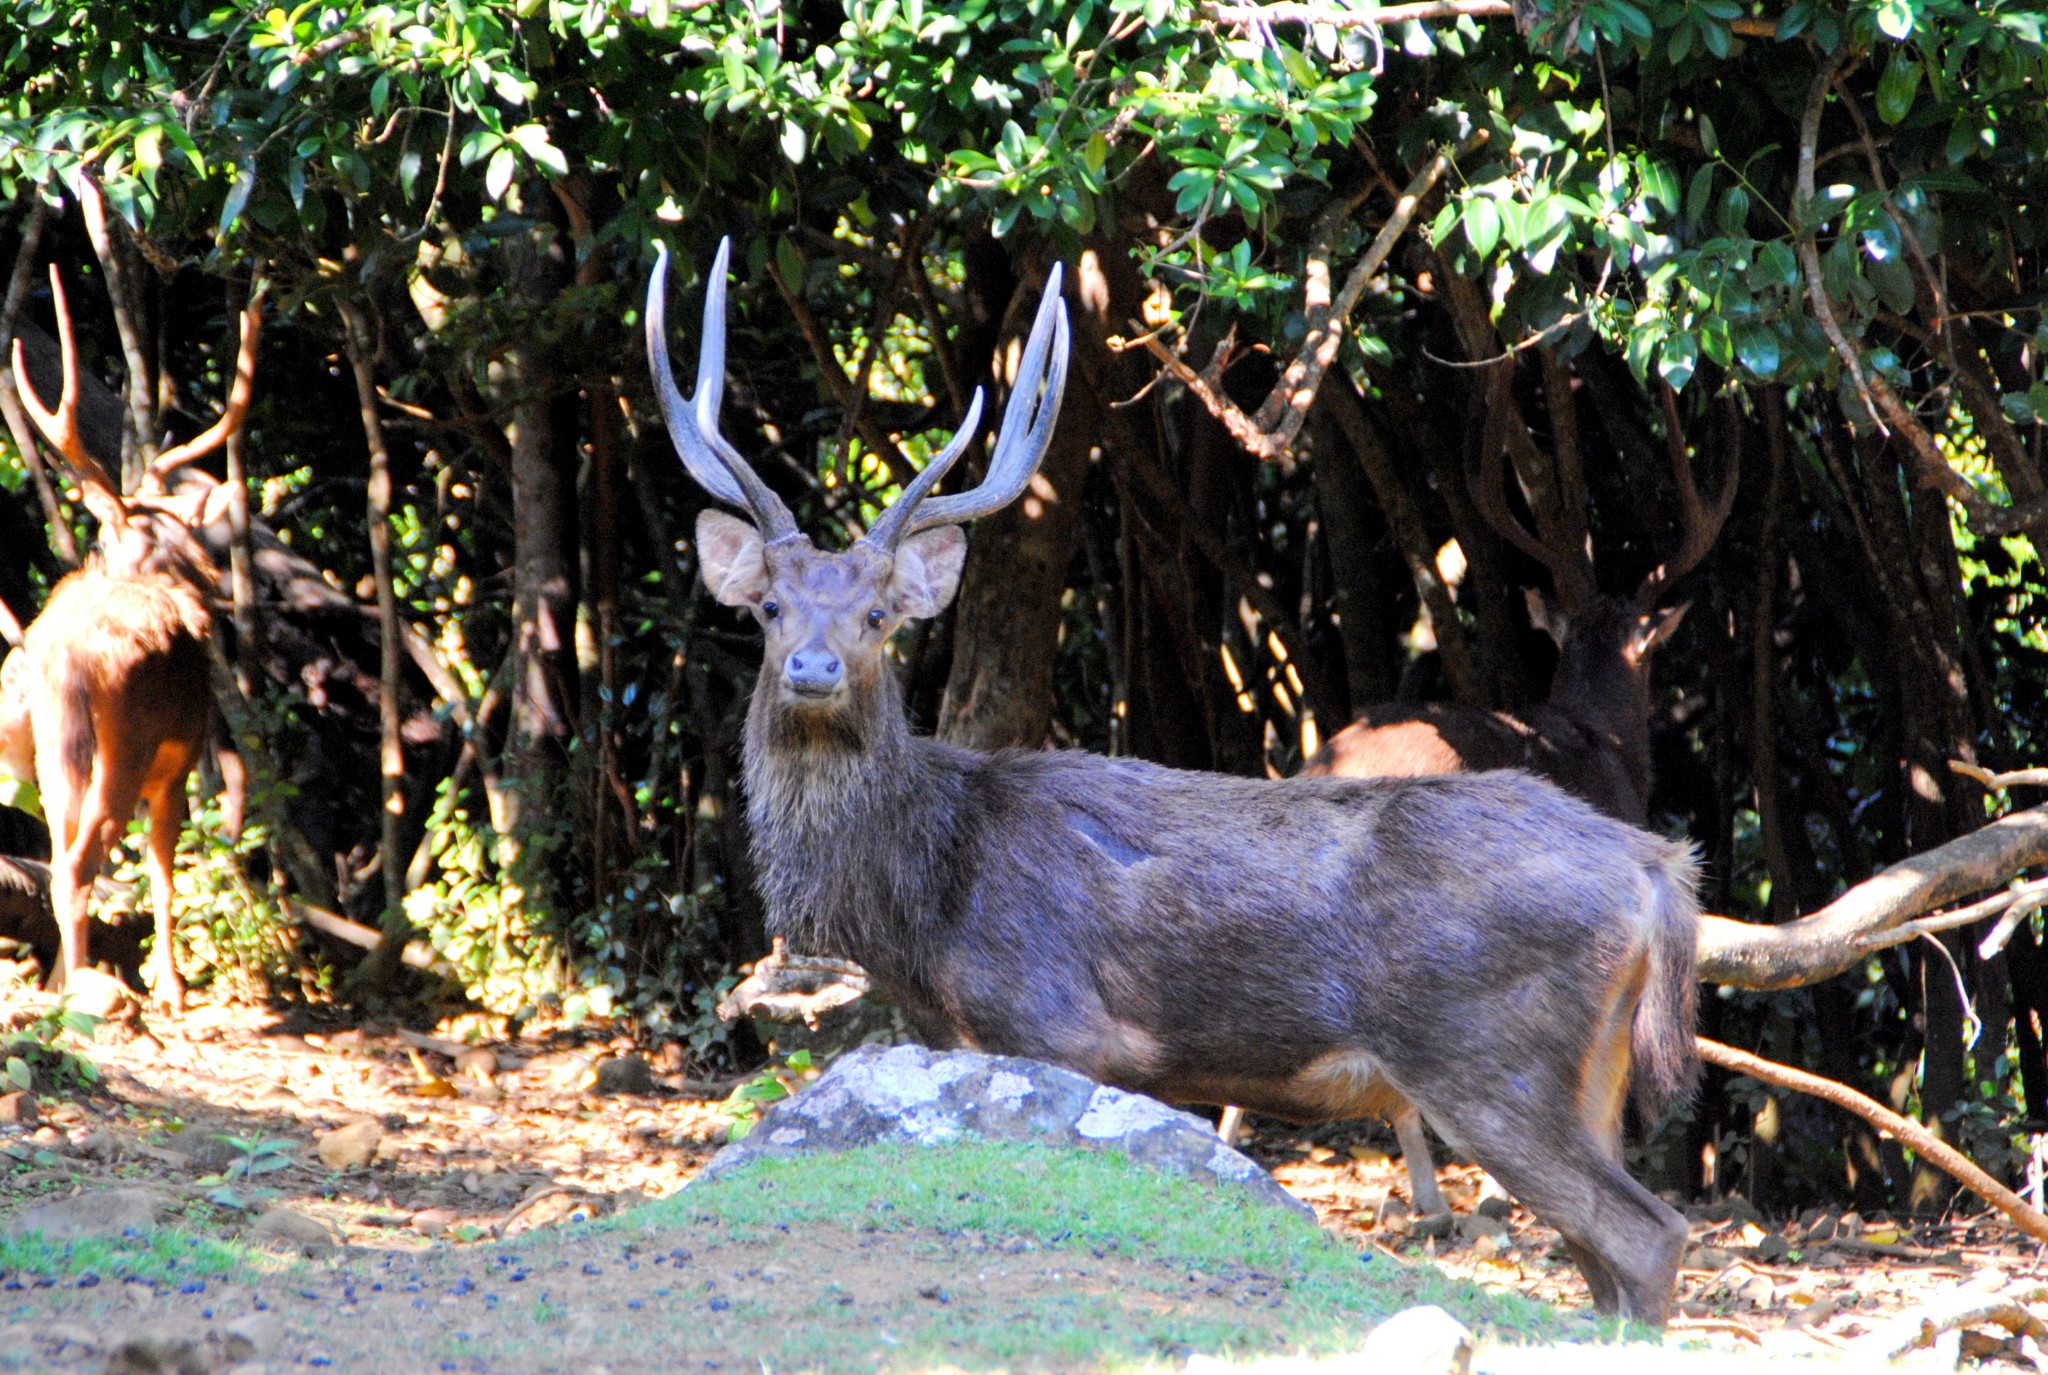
left=784, top=646, right=843, bottom=696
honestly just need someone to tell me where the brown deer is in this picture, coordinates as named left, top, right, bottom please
left=1295, top=396, right=1736, bottom=1214
left=648, top=241, right=1702, bottom=1324
left=4, top=268, right=262, bottom=1007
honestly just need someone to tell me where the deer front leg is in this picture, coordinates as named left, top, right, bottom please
left=1394, top=1104, right=1449, bottom=1216
left=141, top=783, right=189, bottom=1011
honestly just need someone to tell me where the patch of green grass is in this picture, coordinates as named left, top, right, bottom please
left=573, top=1140, right=1576, bottom=1362
left=0, top=1224, right=265, bottom=1288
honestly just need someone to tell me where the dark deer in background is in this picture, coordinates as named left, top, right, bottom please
left=648, top=241, right=1703, bottom=1323
left=1293, top=389, right=1737, bottom=1214
left=3, top=268, right=262, bottom=1007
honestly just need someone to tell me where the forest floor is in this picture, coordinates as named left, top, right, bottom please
left=0, top=988, right=2042, bottom=1372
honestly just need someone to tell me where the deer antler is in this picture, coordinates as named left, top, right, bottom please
left=1635, top=383, right=1739, bottom=607
left=646, top=239, right=800, bottom=543
left=10, top=266, right=130, bottom=535
left=861, top=261, right=1068, bottom=551
left=1469, top=413, right=1598, bottom=610
left=147, top=282, right=267, bottom=484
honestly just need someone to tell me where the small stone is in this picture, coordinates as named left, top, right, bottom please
left=316, top=1120, right=382, bottom=1171
left=411, top=1207, right=457, bottom=1237
left=454, top=1048, right=497, bottom=1079
left=1685, top=1245, right=1734, bottom=1270
left=1750, top=1232, right=1792, bottom=1263
left=1475, top=1194, right=1513, bottom=1222
left=9, top=1188, right=171, bottom=1239
left=1356, top=1305, right=1475, bottom=1375
left=593, top=1054, right=654, bottom=1096
left=60, top=967, right=138, bottom=1024
left=1376, top=1194, right=1413, bottom=1235
left=247, top=1207, right=337, bottom=1257
left=1805, top=1212, right=1840, bottom=1243
left=216, top=1311, right=281, bottom=1362
left=1455, top=1211, right=1509, bottom=1242
left=104, top=1335, right=207, bottom=1375
left=0, top=1091, right=36, bottom=1126
left=42, top=1321, right=102, bottom=1352
left=1470, top=1233, right=1503, bottom=1261
left=1411, top=1210, right=1457, bottom=1241
left=78, top=1129, right=123, bottom=1163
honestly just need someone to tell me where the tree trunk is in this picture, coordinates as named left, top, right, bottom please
left=939, top=243, right=1140, bottom=750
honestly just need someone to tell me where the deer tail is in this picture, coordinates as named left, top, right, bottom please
left=1631, top=840, right=1702, bottom=1119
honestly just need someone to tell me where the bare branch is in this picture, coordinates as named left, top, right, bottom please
left=1699, top=1037, right=2048, bottom=1246
left=1132, top=131, right=1486, bottom=463
left=1861, top=1281, right=2048, bottom=1362
left=1698, top=803, right=2048, bottom=988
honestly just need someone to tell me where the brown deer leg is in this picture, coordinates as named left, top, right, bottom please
left=141, top=781, right=188, bottom=1010
left=1393, top=1104, right=1449, bottom=1215
left=1426, top=1096, right=1686, bottom=1323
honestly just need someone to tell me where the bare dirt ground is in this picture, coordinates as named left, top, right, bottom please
left=3, top=994, right=2045, bottom=1370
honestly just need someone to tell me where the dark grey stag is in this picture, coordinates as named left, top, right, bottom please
left=646, top=241, right=1703, bottom=1324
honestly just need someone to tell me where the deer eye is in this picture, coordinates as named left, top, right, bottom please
left=867, top=608, right=885, bottom=629
left=762, top=600, right=780, bottom=620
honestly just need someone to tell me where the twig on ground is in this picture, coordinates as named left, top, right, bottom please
left=1861, top=1280, right=2048, bottom=1360
left=716, top=937, right=874, bottom=1029
left=1699, top=1037, right=2048, bottom=1245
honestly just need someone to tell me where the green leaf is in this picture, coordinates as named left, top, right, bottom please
left=1755, top=240, right=1799, bottom=288
left=1463, top=198, right=1501, bottom=258
left=1876, top=47, right=1922, bottom=125
left=1684, top=164, right=1714, bottom=224
left=775, top=236, right=804, bottom=290
left=5, top=1056, right=28, bottom=1092
left=484, top=146, right=515, bottom=202
left=779, top=119, right=808, bottom=165
left=1734, top=323, right=1780, bottom=378
left=1717, top=186, right=1751, bottom=234
left=1874, top=0, right=1914, bottom=41
left=1657, top=332, right=1698, bottom=391
left=1637, top=156, right=1679, bottom=216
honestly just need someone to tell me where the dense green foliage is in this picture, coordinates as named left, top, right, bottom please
left=2, top=0, right=2047, bottom=1214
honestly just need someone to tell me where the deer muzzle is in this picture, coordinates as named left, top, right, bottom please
left=783, top=645, right=843, bottom=698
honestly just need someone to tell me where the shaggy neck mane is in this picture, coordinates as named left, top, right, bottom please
left=740, top=665, right=956, bottom=976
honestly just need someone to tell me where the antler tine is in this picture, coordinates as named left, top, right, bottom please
left=11, top=266, right=127, bottom=527
left=148, top=282, right=268, bottom=482
left=1468, top=435, right=1597, bottom=610
left=646, top=239, right=798, bottom=541
left=864, top=262, right=1069, bottom=550
left=1637, top=384, right=1740, bottom=605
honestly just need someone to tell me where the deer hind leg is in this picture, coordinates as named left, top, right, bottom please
left=141, top=778, right=190, bottom=1011
left=1423, top=1090, right=1685, bottom=1324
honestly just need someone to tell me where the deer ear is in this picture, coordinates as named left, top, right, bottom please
left=1525, top=588, right=1568, bottom=647
left=1630, top=600, right=1690, bottom=659
left=888, top=525, right=967, bottom=620
left=696, top=509, right=770, bottom=607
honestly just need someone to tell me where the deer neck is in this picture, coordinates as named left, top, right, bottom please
left=1545, top=648, right=1656, bottom=801
left=740, top=668, right=952, bottom=970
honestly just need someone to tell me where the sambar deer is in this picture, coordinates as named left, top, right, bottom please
left=1296, top=397, right=1735, bottom=1212
left=648, top=241, right=1702, bottom=1323
left=3, top=267, right=262, bottom=1007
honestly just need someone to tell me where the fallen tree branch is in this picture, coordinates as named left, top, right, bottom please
left=716, top=937, right=874, bottom=1029
left=1697, top=803, right=2048, bottom=988
left=1698, top=1037, right=2048, bottom=1246
left=1860, top=1280, right=2048, bottom=1361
